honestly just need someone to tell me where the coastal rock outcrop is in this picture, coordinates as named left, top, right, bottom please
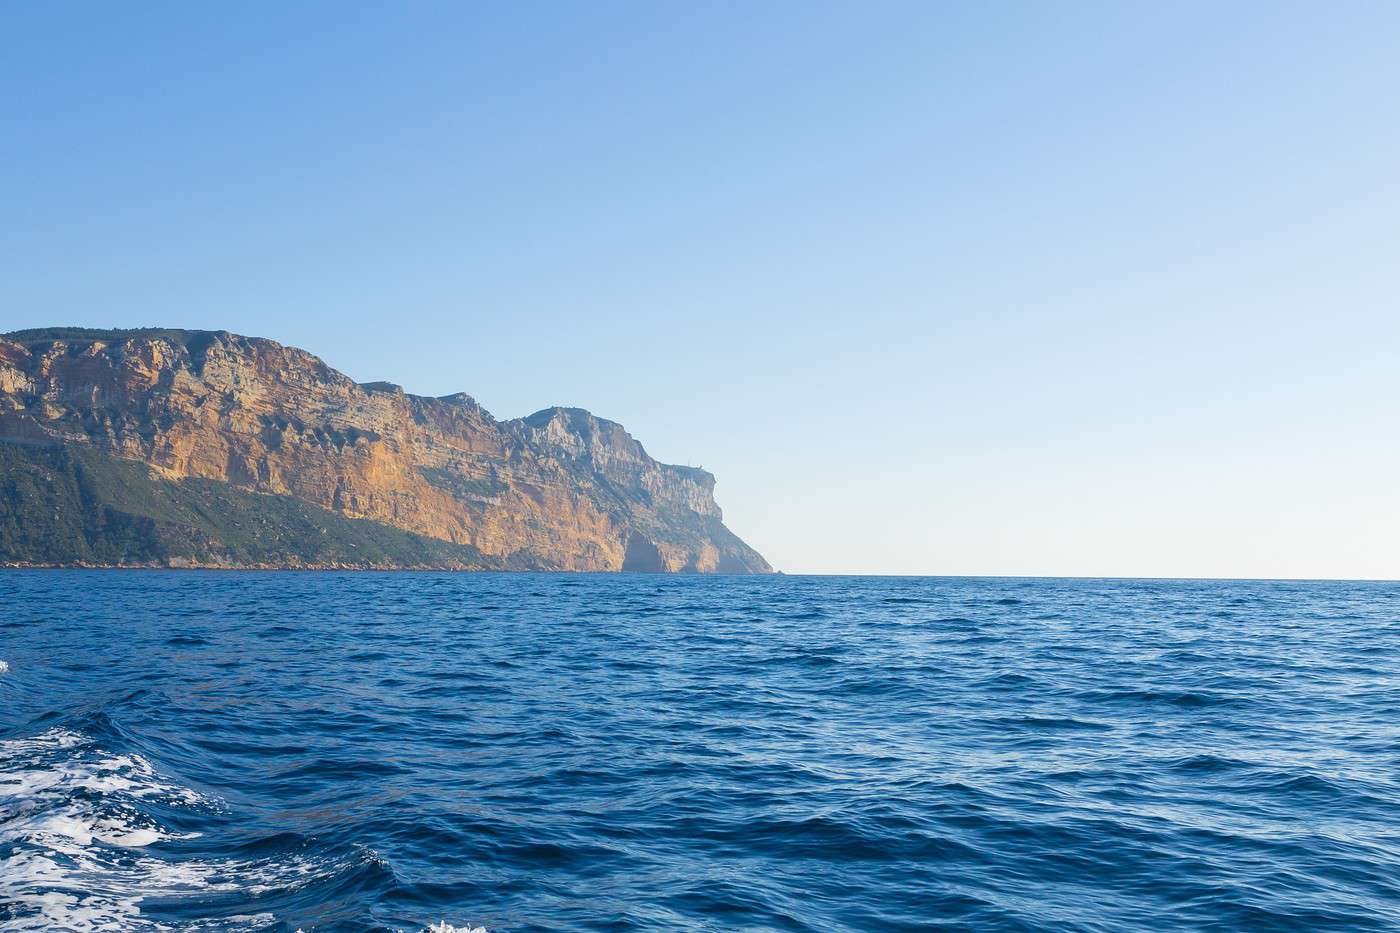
left=0, top=327, right=770, bottom=572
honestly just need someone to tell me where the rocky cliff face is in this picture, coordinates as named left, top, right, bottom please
left=0, top=328, right=770, bottom=572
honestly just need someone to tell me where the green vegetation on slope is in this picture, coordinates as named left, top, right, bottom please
left=4, top=326, right=214, bottom=348
left=0, top=440, right=501, bottom=568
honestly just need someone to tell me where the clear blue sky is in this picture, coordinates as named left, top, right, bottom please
left=5, top=2, right=1399, bottom=577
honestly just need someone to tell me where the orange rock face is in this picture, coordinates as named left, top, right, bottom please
left=0, top=329, right=771, bottom=573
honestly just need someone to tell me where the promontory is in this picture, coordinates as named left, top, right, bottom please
left=0, top=327, right=770, bottom=572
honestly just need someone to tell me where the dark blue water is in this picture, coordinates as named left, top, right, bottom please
left=2, top=573, right=1399, bottom=931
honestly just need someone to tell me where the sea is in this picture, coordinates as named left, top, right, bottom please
left=1, top=571, right=1399, bottom=931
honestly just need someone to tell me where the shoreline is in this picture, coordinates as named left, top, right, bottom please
left=0, top=561, right=767, bottom=574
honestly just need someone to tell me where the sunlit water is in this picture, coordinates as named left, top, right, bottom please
left=2, top=571, right=1399, bottom=931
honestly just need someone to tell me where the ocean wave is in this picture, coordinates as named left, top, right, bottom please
left=5, top=573, right=1400, bottom=929
left=295, top=918, right=487, bottom=924
left=0, top=728, right=412, bottom=932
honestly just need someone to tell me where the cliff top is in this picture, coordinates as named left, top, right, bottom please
left=5, top=326, right=226, bottom=348
left=3, top=326, right=710, bottom=482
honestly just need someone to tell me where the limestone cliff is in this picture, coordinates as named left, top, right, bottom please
left=0, top=327, right=770, bottom=572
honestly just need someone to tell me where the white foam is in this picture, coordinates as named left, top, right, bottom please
left=0, top=728, right=487, bottom=931
left=0, top=728, right=348, bottom=931
left=0, top=659, right=10, bottom=675
left=310, top=922, right=488, bottom=933
left=0, top=730, right=206, bottom=805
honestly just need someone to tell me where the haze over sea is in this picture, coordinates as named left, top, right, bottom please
left=2, top=571, right=1399, bottom=931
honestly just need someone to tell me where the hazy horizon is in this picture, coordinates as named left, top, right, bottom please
left=6, top=2, right=1398, bottom=579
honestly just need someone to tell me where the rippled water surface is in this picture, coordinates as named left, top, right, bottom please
left=3, top=572, right=1400, bottom=931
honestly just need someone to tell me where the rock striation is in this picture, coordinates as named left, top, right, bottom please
left=0, top=327, right=770, bottom=572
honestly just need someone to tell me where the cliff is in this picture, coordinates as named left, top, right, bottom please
left=0, top=327, right=771, bottom=572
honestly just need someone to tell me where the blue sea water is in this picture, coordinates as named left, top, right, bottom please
left=2, top=573, right=1399, bottom=932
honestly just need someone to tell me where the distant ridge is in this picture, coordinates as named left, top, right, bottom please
left=0, top=327, right=770, bottom=572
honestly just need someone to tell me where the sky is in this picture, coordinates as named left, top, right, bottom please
left=4, top=2, right=1399, bottom=578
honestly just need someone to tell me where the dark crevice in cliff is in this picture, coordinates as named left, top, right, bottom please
left=622, top=535, right=665, bottom=573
